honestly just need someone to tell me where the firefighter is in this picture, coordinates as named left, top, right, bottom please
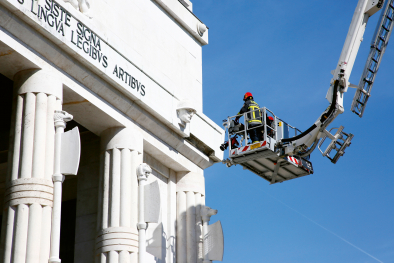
left=235, top=92, right=262, bottom=143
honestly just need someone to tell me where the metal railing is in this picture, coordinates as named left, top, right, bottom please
left=223, top=107, right=302, bottom=155
left=224, top=107, right=275, bottom=150
left=277, top=118, right=302, bottom=138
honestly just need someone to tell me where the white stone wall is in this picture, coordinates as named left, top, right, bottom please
left=0, top=0, right=221, bottom=261
left=91, top=0, right=204, bottom=112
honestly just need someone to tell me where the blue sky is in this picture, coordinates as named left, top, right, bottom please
left=194, top=1, right=394, bottom=262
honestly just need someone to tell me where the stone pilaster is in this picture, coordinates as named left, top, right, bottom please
left=0, top=69, right=62, bottom=263
left=96, top=127, right=142, bottom=263
left=176, top=171, right=205, bottom=263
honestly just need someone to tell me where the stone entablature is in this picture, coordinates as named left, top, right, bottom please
left=154, top=0, right=207, bottom=44
left=0, top=15, right=220, bottom=172
left=179, top=0, right=192, bottom=11
left=0, top=0, right=223, bottom=161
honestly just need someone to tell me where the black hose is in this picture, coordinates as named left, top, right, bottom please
left=320, top=80, right=339, bottom=124
left=282, top=124, right=317, bottom=143
left=281, top=80, right=339, bottom=144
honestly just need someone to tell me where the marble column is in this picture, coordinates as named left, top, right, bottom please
left=0, top=69, right=62, bottom=263
left=176, top=171, right=205, bottom=263
left=96, top=127, right=142, bottom=263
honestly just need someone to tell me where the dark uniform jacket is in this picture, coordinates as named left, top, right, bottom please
left=238, top=99, right=262, bottom=125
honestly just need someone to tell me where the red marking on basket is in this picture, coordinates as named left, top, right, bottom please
left=288, top=156, right=299, bottom=165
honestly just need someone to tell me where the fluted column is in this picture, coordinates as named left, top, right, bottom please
left=96, top=127, right=142, bottom=263
left=0, top=69, right=63, bottom=263
left=176, top=172, right=205, bottom=263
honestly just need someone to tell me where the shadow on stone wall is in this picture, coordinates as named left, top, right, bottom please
left=146, top=222, right=165, bottom=262
left=60, top=199, right=77, bottom=263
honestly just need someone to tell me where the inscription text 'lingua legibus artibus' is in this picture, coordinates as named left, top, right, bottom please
left=15, top=0, right=147, bottom=96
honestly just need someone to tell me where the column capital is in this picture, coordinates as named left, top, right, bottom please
left=14, top=69, right=63, bottom=100
left=54, top=110, right=73, bottom=128
left=176, top=171, right=205, bottom=195
left=201, top=206, right=217, bottom=223
left=137, top=163, right=151, bottom=182
left=100, top=127, right=143, bottom=154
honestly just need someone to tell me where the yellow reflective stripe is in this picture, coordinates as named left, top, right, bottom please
left=248, top=105, right=261, bottom=122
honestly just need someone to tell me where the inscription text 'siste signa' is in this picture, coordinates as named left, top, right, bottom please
left=14, top=0, right=146, bottom=96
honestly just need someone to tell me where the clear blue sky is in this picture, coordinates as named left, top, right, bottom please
left=194, top=1, right=394, bottom=262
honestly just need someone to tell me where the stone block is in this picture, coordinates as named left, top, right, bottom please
left=74, top=239, right=95, bottom=263
left=76, top=188, right=98, bottom=217
left=75, top=213, right=97, bottom=243
left=76, top=164, right=100, bottom=190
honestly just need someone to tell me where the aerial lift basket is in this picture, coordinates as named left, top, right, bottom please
left=222, top=107, right=314, bottom=184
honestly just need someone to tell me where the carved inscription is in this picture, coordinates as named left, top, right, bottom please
left=14, top=0, right=147, bottom=96
left=31, top=0, right=71, bottom=36
left=113, top=65, right=145, bottom=96
left=71, top=23, right=108, bottom=68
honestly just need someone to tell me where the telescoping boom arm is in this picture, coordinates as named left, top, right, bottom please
left=281, top=0, right=392, bottom=163
left=221, top=0, right=393, bottom=182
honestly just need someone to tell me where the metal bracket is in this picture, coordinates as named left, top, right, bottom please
left=318, top=126, right=354, bottom=164
left=222, top=158, right=234, bottom=168
left=270, top=159, right=284, bottom=184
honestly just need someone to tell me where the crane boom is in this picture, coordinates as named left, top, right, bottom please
left=281, top=0, right=386, bottom=159
left=351, top=0, right=394, bottom=117
left=222, top=0, right=392, bottom=182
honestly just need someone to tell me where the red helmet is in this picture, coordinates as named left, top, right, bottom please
left=243, top=92, right=253, bottom=101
